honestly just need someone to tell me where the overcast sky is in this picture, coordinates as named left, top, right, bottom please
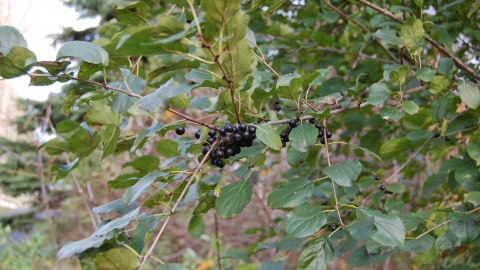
left=6, top=0, right=100, bottom=101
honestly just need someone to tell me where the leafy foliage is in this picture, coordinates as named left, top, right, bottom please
left=1, top=0, right=480, bottom=268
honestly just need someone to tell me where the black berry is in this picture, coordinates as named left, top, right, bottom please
left=375, top=176, right=380, bottom=180
left=225, top=148, right=234, bottom=157
left=210, top=158, right=217, bottom=165
left=379, top=185, right=385, bottom=191
left=282, top=141, right=286, bottom=148
left=275, top=100, right=280, bottom=105
left=224, top=124, right=233, bottom=133
left=195, top=129, right=201, bottom=139
left=315, top=123, right=321, bottom=129
left=206, top=137, right=215, bottom=144
left=250, top=133, right=257, bottom=140
left=238, top=123, right=247, bottom=132
left=320, top=137, right=326, bottom=144
left=309, top=118, right=316, bottom=124
left=215, top=159, right=225, bottom=168
left=215, top=150, right=225, bottom=159
left=326, top=130, right=332, bottom=138
left=175, top=126, right=185, bottom=135
left=434, top=132, right=440, bottom=138
left=248, top=125, right=256, bottom=134
left=246, top=141, right=253, bottom=147
left=202, top=145, right=210, bottom=155
left=280, top=131, right=288, bottom=139
left=289, top=119, right=297, bottom=127
left=317, top=130, right=324, bottom=138
left=445, top=136, right=450, bottom=142
left=219, top=128, right=226, bottom=135
left=233, top=133, right=242, bottom=142
left=274, top=105, right=281, bottom=111
left=208, top=129, right=216, bottom=137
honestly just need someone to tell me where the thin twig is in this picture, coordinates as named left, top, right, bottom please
left=253, top=51, right=281, bottom=77
left=139, top=141, right=218, bottom=269
left=355, top=0, right=479, bottom=81
left=214, top=213, right=222, bottom=270
left=0, top=143, right=38, bottom=166
left=415, top=206, right=480, bottom=240
left=323, top=118, right=345, bottom=228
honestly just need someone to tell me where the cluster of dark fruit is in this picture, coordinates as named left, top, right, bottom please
left=314, top=122, right=332, bottom=144
left=176, top=123, right=257, bottom=168
left=434, top=132, right=450, bottom=142
left=279, top=118, right=300, bottom=148
left=379, top=185, right=394, bottom=195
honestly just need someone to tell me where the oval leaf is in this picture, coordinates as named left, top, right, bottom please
left=285, top=205, right=327, bottom=238
left=324, top=160, right=362, bottom=187
left=256, top=123, right=282, bottom=151
left=267, top=177, right=313, bottom=209
left=216, top=180, right=252, bottom=219
left=57, top=41, right=109, bottom=66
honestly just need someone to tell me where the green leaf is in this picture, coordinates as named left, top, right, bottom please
left=458, top=81, right=480, bottom=109
left=0, top=25, right=28, bottom=54
left=387, top=183, right=405, bottom=193
left=366, top=83, right=391, bottom=107
left=372, top=29, right=404, bottom=47
left=260, top=261, right=283, bottom=270
left=267, top=177, right=313, bottom=209
left=277, top=76, right=302, bottom=105
left=216, top=180, right=252, bottom=219
left=69, top=128, right=101, bottom=157
left=437, top=57, right=454, bottom=77
left=131, top=215, right=160, bottom=254
left=0, top=46, right=36, bottom=79
left=94, top=248, right=139, bottom=270
left=357, top=207, right=405, bottom=247
left=351, top=144, right=382, bottom=161
left=44, top=138, right=69, bottom=155
left=448, top=212, right=479, bottom=242
left=346, top=245, right=375, bottom=267
left=131, top=122, right=164, bottom=152
left=400, top=18, right=424, bottom=50
left=193, top=194, right=216, bottom=215
left=188, top=215, right=205, bottom=238
left=428, top=75, right=449, bottom=94
left=57, top=41, right=109, bottom=66
left=434, top=231, right=461, bottom=251
left=63, top=86, right=95, bottom=116
left=123, top=172, right=165, bottom=206
left=277, top=236, right=305, bottom=251
left=309, top=92, right=343, bottom=105
left=235, top=263, right=258, bottom=270
left=57, top=234, right=107, bottom=259
left=93, top=199, right=129, bottom=215
left=423, top=173, right=446, bottom=198
left=27, top=60, right=70, bottom=75
left=94, top=208, right=140, bottom=237
left=324, top=160, right=362, bottom=187
left=415, top=67, right=436, bottom=82
left=51, top=158, right=80, bottom=181
left=101, top=124, right=120, bottom=160
left=430, top=93, right=452, bottom=122
left=156, top=139, right=179, bottom=158
left=389, top=65, right=408, bottom=86
left=401, top=235, right=435, bottom=253
left=286, top=147, right=308, bottom=167
left=256, top=123, right=282, bottom=151
left=297, top=237, right=334, bottom=270
left=284, top=205, right=327, bottom=238
left=401, top=100, right=419, bottom=115
left=288, top=124, right=317, bottom=152
left=263, top=0, right=287, bottom=17
left=154, top=264, right=188, bottom=270
left=380, top=137, right=412, bottom=160
left=348, top=217, right=377, bottom=241
left=112, top=69, right=145, bottom=114
left=464, top=191, right=480, bottom=206
left=399, top=212, right=424, bottom=231
left=113, top=2, right=149, bottom=26
left=85, top=104, right=118, bottom=126
left=221, top=250, right=251, bottom=262
left=379, top=106, right=405, bottom=121
left=146, top=59, right=200, bottom=85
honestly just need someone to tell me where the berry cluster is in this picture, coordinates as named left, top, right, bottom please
left=201, top=123, right=257, bottom=168
left=314, top=123, right=332, bottom=144
left=279, top=118, right=300, bottom=147
left=378, top=185, right=394, bottom=195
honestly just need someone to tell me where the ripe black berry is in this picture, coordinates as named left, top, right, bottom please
left=326, top=130, right=332, bottom=139
left=280, top=131, right=288, bottom=139
left=238, top=123, right=247, bottom=132
left=375, top=176, right=380, bottom=180
left=379, top=185, right=385, bottom=191
left=445, top=136, right=450, bottom=141
left=315, top=123, right=321, bottom=129
left=215, top=159, right=225, bottom=168
left=219, top=128, right=226, bottom=135
left=289, top=119, right=297, bottom=127
left=206, top=137, right=215, bottom=144
left=210, top=158, right=217, bottom=165
left=225, top=148, right=234, bottom=157
left=246, top=141, right=253, bottom=147
left=250, top=133, right=257, bottom=140
left=195, top=129, right=201, bottom=139
left=274, top=105, right=281, bottom=111
left=233, top=133, right=242, bottom=142
left=282, top=141, right=286, bottom=148
left=317, top=130, right=324, bottom=138
left=275, top=100, right=280, bottom=105
left=434, top=132, right=440, bottom=138
left=248, top=125, right=256, bottom=134
left=202, top=145, right=210, bottom=155
left=309, top=118, right=316, bottom=124
left=224, top=124, right=233, bottom=133
left=329, top=225, right=336, bottom=231
left=386, top=190, right=394, bottom=195
left=208, top=129, right=216, bottom=137
left=175, top=126, right=185, bottom=135
left=219, top=145, right=226, bottom=151
left=320, top=137, right=326, bottom=144
left=215, top=150, right=225, bottom=159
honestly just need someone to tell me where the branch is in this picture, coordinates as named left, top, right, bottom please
left=139, top=140, right=218, bottom=269
left=253, top=51, right=281, bottom=77
left=355, top=0, right=480, bottom=81
left=0, top=143, right=38, bottom=166
left=415, top=206, right=480, bottom=240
